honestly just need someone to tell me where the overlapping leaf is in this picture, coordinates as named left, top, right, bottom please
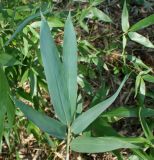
left=40, top=15, right=71, bottom=125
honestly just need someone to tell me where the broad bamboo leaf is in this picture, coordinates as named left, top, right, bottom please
left=14, top=99, right=66, bottom=139
left=92, top=7, right=112, bottom=22
left=70, top=136, right=140, bottom=153
left=63, top=13, right=77, bottom=117
left=5, top=10, right=50, bottom=46
left=129, top=14, right=154, bottom=32
left=128, top=32, right=154, bottom=48
left=122, top=0, right=129, bottom=32
left=71, top=75, right=128, bottom=134
left=0, top=53, right=21, bottom=66
left=40, top=15, right=71, bottom=125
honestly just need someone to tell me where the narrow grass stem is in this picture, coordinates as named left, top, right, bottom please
left=66, top=126, right=71, bottom=160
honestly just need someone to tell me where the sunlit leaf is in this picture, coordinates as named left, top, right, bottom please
left=128, top=32, right=154, bottom=48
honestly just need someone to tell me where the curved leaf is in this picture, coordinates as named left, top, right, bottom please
left=71, top=75, right=129, bottom=134
left=70, top=136, right=140, bottom=153
left=5, top=10, right=50, bottom=46
left=40, top=15, right=71, bottom=125
left=63, top=13, right=77, bottom=117
left=14, top=99, right=66, bottom=139
left=129, top=14, right=154, bottom=32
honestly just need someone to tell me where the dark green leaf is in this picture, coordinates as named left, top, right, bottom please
left=0, top=53, right=21, bottom=66
left=129, top=14, right=154, bottom=32
left=5, top=10, right=50, bottom=46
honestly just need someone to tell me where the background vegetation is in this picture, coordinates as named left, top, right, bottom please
left=0, top=0, right=154, bottom=159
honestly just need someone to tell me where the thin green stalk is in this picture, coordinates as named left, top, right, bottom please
left=66, top=126, right=71, bottom=160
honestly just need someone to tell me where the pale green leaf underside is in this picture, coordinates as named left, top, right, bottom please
left=63, top=13, right=77, bottom=117
left=128, top=32, right=154, bottom=48
left=70, top=136, right=139, bottom=153
left=15, top=100, right=66, bottom=139
left=122, top=0, right=129, bottom=32
left=71, top=75, right=129, bottom=134
left=40, top=16, right=71, bottom=125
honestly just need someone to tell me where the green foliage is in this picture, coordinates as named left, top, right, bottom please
left=1, top=0, right=154, bottom=159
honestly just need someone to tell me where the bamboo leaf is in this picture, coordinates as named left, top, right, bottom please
left=92, top=7, right=112, bottom=23
left=70, top=136, right=140, bottom=153
left=63, top=13, right=77, bottom=117
left=122, top=0, right=129, bottom=32
left=129, top=14, right=154, bottom=32
left=40, top=15, right=71, bottom=125
left=14, top=99, right=66, bottom=139
left=71, top=75, right=128, bottom=134
left=128, top=32, right=154, bottom=48
left=5, top=10, right=50, bottom=46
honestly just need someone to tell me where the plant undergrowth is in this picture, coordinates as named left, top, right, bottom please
left=0, top=0, right=154, bottom=159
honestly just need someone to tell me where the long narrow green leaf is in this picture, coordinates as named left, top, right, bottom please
left=40, top=15, right=71, bottom=125
left=5, top=10, right=50, bottom=46
left=0, top=53, right=21, bottom=66
left=63, top=13, right=77, bottom=117
left=128, top=32, right=154, bottom=48
left=0, top=68, right=15, bottom=150
left=129, top=14, right=154, bottom=32
left=121, top=0, right=129, bottom=32
left=102, top=106, right=154, bottom=118
left=70, top=136, right=140, bottom=153
left=14, top=99, right=66, bottom=139
left=71, top=75, right=128, bottom=134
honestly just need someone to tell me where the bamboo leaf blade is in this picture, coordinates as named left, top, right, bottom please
left=63, top=13, right=77, bottom=117
left=5, top=10, right=50, bottom=46
left=129, top=14, right=154, bottom=32
left=128, top=32, right=154, bottom=48
left=71, top=75, right=128, bottom=134
left=121, top=0, right=129, bottom=32
left=14, top=99, right=66, bottom=139
left=70, top=136, right=140, bottom=153
left=40, top=16, right=71, bottom=125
